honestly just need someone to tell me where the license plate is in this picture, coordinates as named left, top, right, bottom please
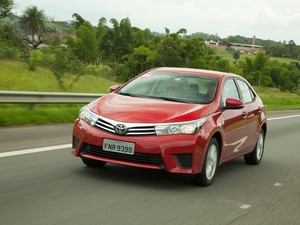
left=103, top=139, right=135, bottom=155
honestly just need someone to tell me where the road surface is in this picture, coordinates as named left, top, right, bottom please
left=0, top=110, right=300, bottom=225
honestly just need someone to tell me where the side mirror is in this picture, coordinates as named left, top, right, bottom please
left=225, top=98, right=244, bottom=109
left=109, top=85, right=121, bottom=93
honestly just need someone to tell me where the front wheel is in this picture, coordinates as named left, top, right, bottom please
left=81, top=157, right=107, bottom=167
left=191, top=138, right=219, bottom=186
left=244, top=129, right=265, bottom=165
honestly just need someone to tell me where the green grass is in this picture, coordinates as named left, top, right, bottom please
left=0, top=105, right=83, bottom=126
left=255, top=87, right=300, bottom=111
left=268, top=56, right=300, bottom=64
left=0, top=60, right=117, bottom=126
left=217, top=50, right=300, bottom=64
left=0, top=60, right=117, bottom=93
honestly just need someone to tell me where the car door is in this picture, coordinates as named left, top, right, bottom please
left=235, top=79, right=261, bottom=153
left=220, top=78, right=248, bottom=161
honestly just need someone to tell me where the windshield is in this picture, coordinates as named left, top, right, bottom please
left=117, top=71, right=219, bottom=104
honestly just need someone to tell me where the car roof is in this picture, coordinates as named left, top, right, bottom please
left=153, top=67, right=241, bottom=79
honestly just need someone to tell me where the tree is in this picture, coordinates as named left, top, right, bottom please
left=237, top=52, right=269, bottom=86
left=20, top=6, right=47, bottom=49
left=0, top=23, right=23, bottom=48
left=233, top=51, right=240, bottom=64
left=176, top=28, right=187, bottom=36
left=240, top=52, right=268, bottom=73
left=99, top=17, right=134, bottom=64
left=214, top=59, right=230, bottom=72
left=155, top=36, right=182, bottom=66
left=164, top=27, right=170, bottom=35
left=0, top=0, right=13, bottom=18
left=49, top=47, right=72, bottom=90
left=112, top=17, right=133, bottom=62
left=96, top=17, right=109, bottom=43
left=72, top=13, right=85, bottom=29
left=96, top=17, right=109, bottom=63
left=101, top=29, right=115, bottom=62
left=75, top=21, right=98, bottom=64
left=0, top=18, right=25, bottom=60
left=132, top=28, right=152, bottom=48
left=178, top=38, right=206, bottom=67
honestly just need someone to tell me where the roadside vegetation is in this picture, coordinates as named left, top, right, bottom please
left=0, top=60, right=116, bottom=126
left=0, top=61, right=116, bottom=93
left=0, top=1, right=300, bottom=125
left=1, top=59, right=299, bottom=126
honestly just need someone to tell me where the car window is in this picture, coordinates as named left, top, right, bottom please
left=235, top=79, right=255, bottom=103
left=118, top=71, right=219, bottom=104
left=222, top=78, right=240, bottom=104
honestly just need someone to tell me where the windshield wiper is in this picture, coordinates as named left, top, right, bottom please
left=118, top=93, right=190, bottom=103
left=118, top=92, right=135, bottom=97
left=153, top=96, right=191, bottom=103
left=118, top=92, right=146, bottom=98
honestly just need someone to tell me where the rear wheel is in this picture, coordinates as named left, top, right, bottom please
left=244, top=129, right=265, bottom=165
left=81, top=157, right=107, bottom=167
left=191, top=138, right=219, bottom=186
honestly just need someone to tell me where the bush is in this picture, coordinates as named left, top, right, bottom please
left=0, top=42, right=22, bottom=60
left=83, top=64, right=115, bottom=79
left=27, top=49, right=53, bottom=70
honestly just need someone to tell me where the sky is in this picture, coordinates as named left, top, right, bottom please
left=12, top=0, right=300, bottom=44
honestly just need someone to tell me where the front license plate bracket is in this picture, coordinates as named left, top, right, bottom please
left=103, top=139, right=135, bottom=155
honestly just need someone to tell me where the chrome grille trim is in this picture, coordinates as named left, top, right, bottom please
left=127, top=127, right=156, bottom=136
left=94, top=119, right=115, bottom=133
left=93, top=115, right=156, bottom=136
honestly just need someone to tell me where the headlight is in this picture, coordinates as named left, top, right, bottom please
left=78, top=106, right=98, bottom=126
left=155, top=118, right=206, bottom=135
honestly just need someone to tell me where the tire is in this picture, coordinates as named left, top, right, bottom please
left=244, top=129, right=265, bottom=165
left=191, top=138, right=219, bottom=186
left=81, top=157, right=107, bottom=167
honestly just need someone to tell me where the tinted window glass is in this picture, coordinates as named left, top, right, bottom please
left=222, top=79, right=240, bottom=103
left=236, top=79, right=254, bottom=103
left=118, top=71, right=219, bottom=104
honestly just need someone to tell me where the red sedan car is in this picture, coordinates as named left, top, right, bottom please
left=72, top=67, right=267, bottom=186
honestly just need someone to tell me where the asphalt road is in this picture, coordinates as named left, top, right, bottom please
left=0, top=110, right=300, bottom=225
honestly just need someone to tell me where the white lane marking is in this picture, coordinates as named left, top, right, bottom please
left=219, top=198, right=251, bottom=210
left=274, top=182, right=283, bottom=187
left=0, top=144, right=72, bottom=158
left=240, top=204, right=251, bottom=209
left=268, top=114, right=300, bottom=121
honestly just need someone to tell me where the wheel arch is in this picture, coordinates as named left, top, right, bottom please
left=211, top=131, right=223, bottom=163
left=261, top=122, right=267, bottom=136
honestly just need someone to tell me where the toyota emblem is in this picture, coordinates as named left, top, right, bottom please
left=114, top=124, right=127, bottom=135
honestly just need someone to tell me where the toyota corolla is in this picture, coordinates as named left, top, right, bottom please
left=71, top=67, right=267, bottom=186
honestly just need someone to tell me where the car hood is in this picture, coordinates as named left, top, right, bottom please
left=88, top=93, right=212, bottom=123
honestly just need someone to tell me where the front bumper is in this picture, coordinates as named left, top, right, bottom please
left=72, top=119, right=207, bottom=174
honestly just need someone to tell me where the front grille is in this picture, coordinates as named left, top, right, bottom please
left=174, top=154, right=192, bottom=169
left=93, top=118, right=156, bottom=136
left=94, top=118, right=115, bottom=133
left=73, top=136, right=79, bottom=149
left=81, top=144, right=164, bottom=168
left=127, top=126, right=156, bottom=136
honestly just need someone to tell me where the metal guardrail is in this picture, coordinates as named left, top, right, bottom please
left=0, top=91, right=105, bottom=104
